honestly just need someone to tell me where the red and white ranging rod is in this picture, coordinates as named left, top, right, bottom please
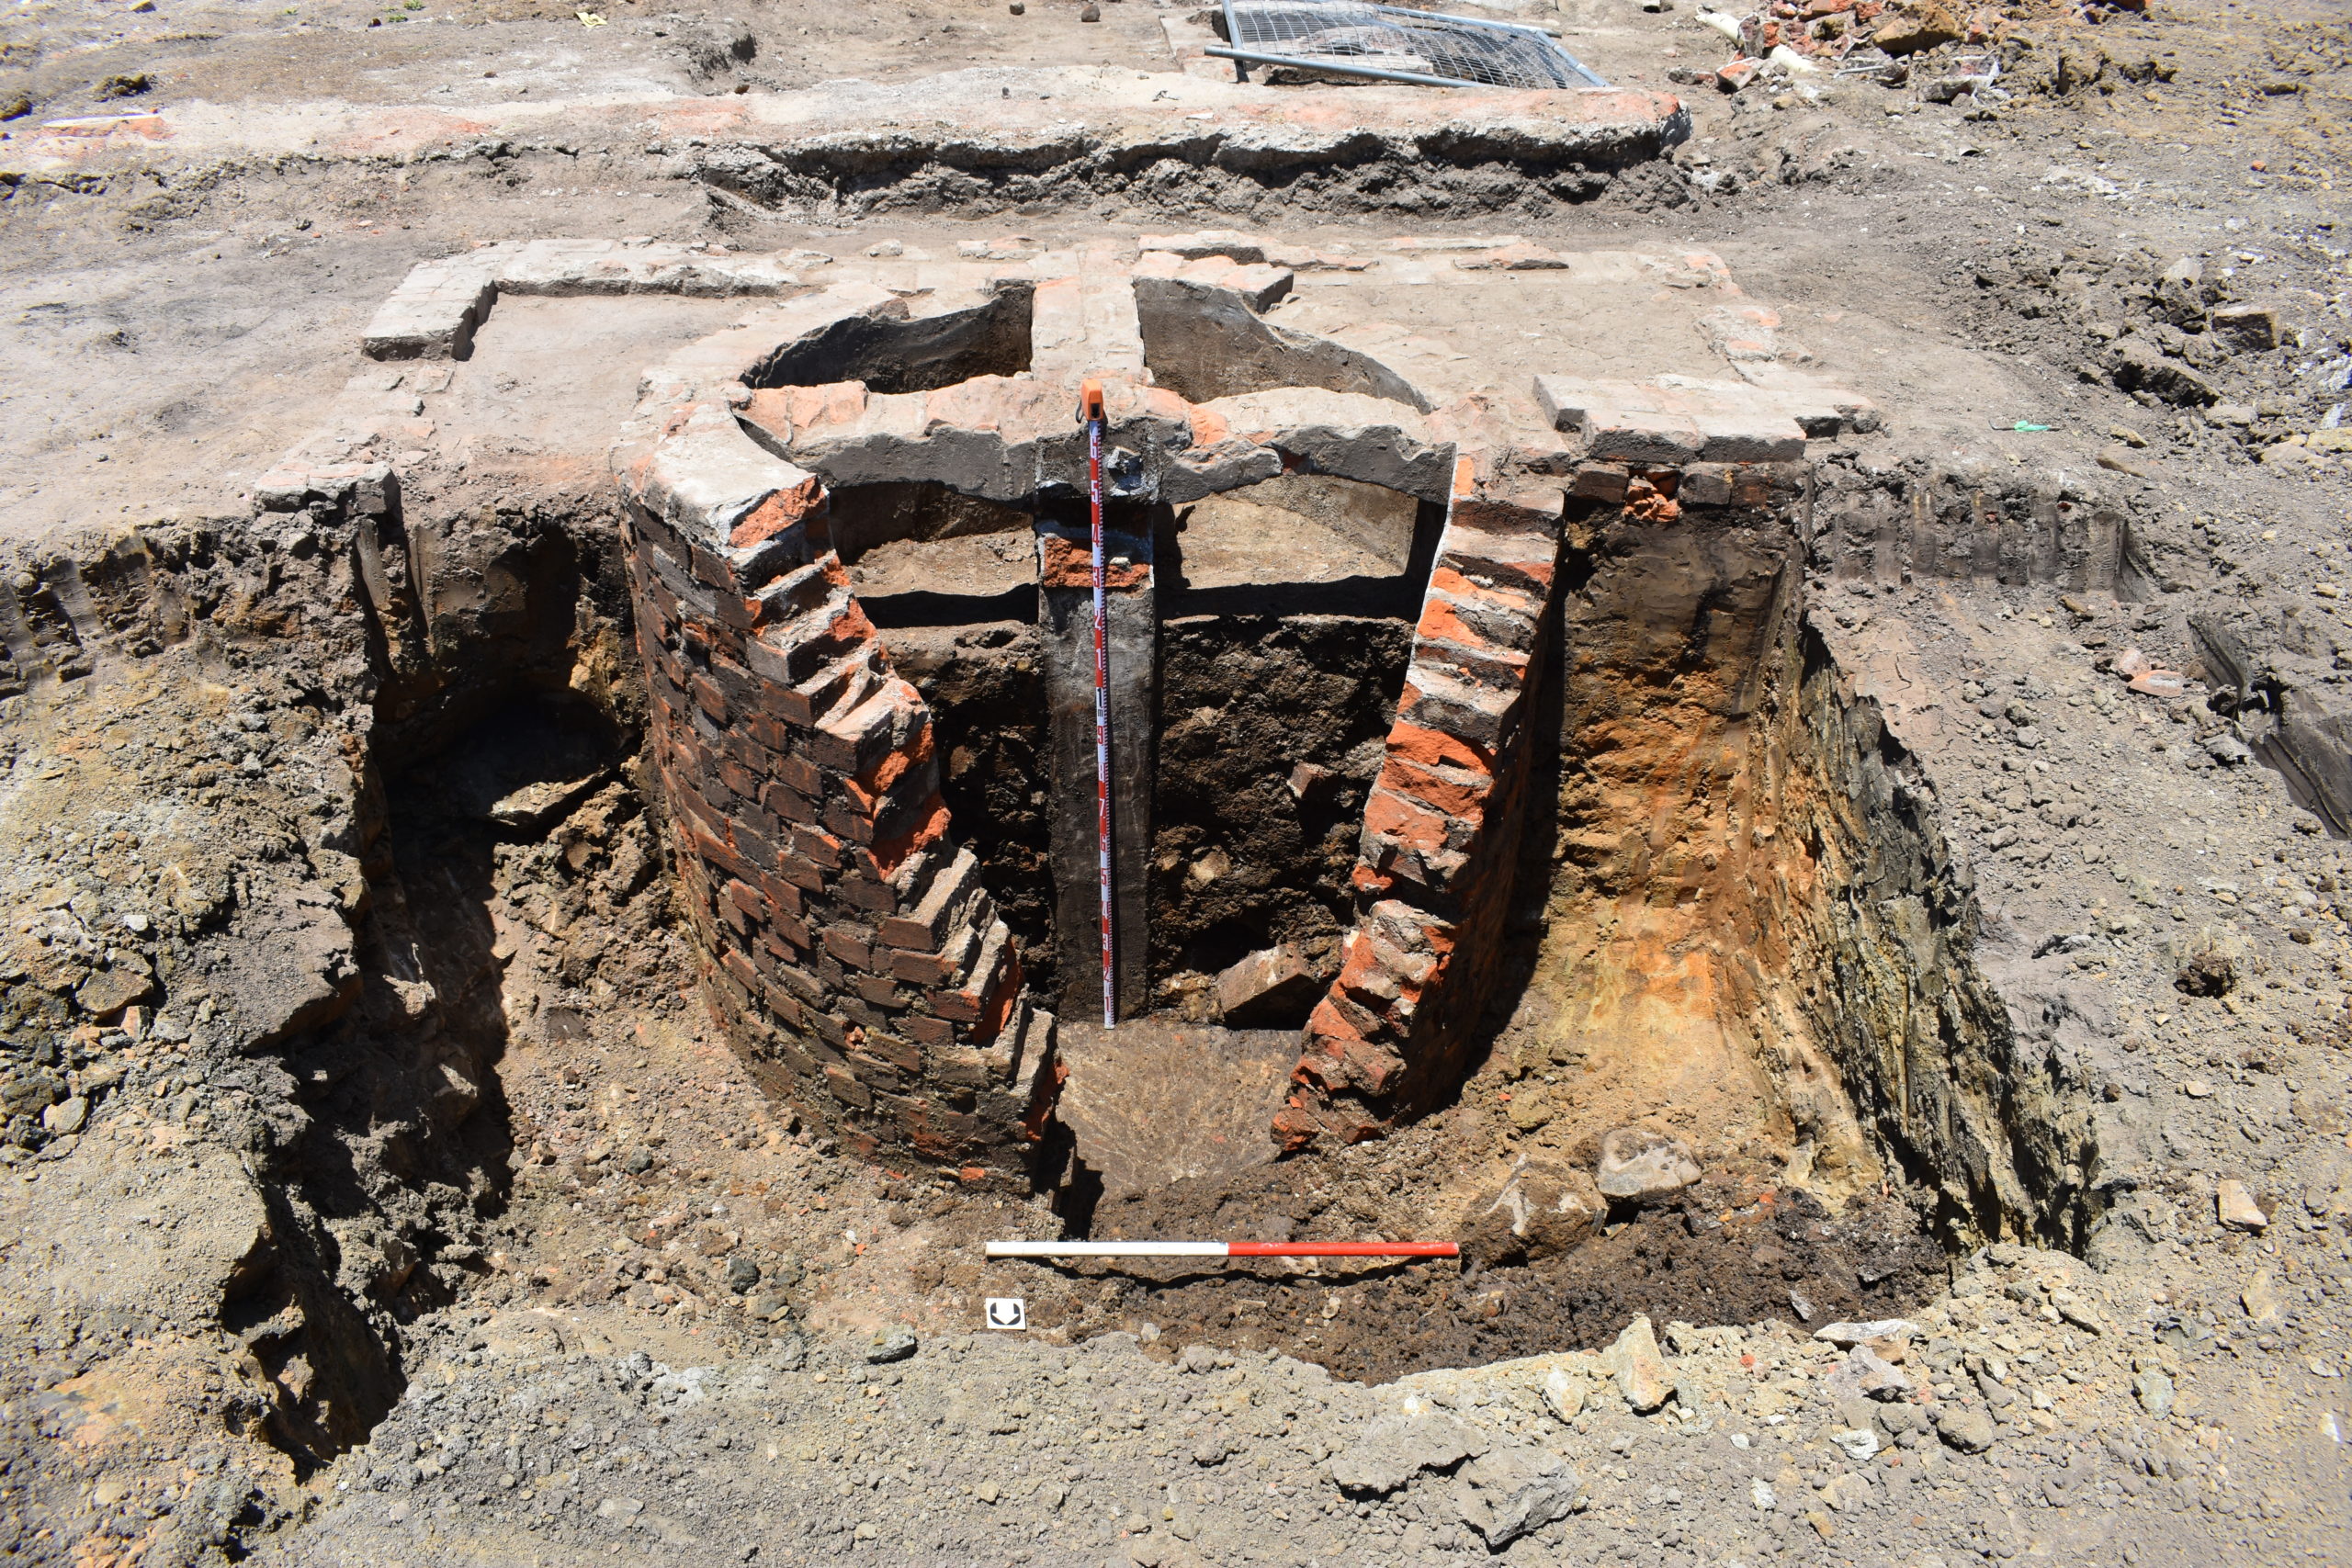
left=1080, top=378, right=1116, bottom=1031
left=985, top=1239, right=1459, bottom=1260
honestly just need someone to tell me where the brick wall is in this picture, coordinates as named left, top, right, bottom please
left=1277, top=463, right=1566, bottom=1147
left=618, top=416, right=1060, bottom=1183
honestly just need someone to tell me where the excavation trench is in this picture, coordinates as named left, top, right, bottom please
left=0, top=236, right=2123, bottom=1484
left=956, top=493, right=2102, bottom=1378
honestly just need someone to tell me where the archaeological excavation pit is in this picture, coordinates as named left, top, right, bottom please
left=232, top=229, right=2130, bottom=1380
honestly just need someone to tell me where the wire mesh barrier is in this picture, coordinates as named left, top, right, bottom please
left=1212, top=0, right=1610, bottom=91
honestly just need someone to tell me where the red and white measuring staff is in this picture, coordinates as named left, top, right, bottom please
left=1080, top=378, right=1116, bottom=1031
left=985, top=1239, right=1459, bottom=1260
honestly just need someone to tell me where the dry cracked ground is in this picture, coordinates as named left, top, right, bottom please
left=4, top=0, right=2352, bottom=1565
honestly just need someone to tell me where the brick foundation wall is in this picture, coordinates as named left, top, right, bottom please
left=618, top=435, right=1060, bottom=1183
left=1278, top=463, right=1566, bottom=1147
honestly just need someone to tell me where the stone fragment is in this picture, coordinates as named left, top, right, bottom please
left=1328, top=1410, right=1489, bottom=1495
left=1286, top=762, right=1336, bottom=803
left=865, top=1325, right=917, bottom=1363
left=1451, top=1445, right=1579, bottom=1547
left=2133, top=1369, right=2176, bottom=1417
left=2201, top=732, right=2253, bottom=766
left=1595, top=1127, right=1702, bottom=1204
left=1215, top=944, right=1323, bottom=1029
left=1933, top=1404, right=1997, bottom=1453
left=1828, top=1427, right=1880, bottom=1461
left=1874, top=2, right=1962, bottom=54
left=40, top=1097, right=86, bottom=1136
left=1541, top=1366, right=1589, bottom=1423
left=1460, top=1161, right=1602, bottom=1266
left=1824, top=1345, right=1910, bottom=1403
left=1136, top=230, right=1268, bottom=264
left=2210, top=303, right=2280, bottom=353
left=2216, top=1179, right=2267, bottom=1231
left=1605, top=1314, right=1671, bottom=1413
left=2242, top=1270, right=2281, bottom=1325
left=75, top=965, right=155, bottom=1017
left=1813, top=1318, right=1917, bottom=1348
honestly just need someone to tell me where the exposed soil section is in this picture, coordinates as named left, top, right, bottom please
left=1075, top=1168, right=1946, bottom=1386
left=1150, top=615, right=1412, bottom=997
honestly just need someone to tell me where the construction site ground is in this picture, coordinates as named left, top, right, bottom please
left=5, top=0, right=2352, bottom=1564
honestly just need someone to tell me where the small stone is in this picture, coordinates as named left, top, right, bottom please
left=1813, top=1318, right=1917, bottom=1348
left=1605, top=1314, right=1671, bottom=1413
left=2182, top=1078, right=2216, bottom=1099
left=75, top=966, right=155, bottom=1018
left=1329, top=1410, right=1488, bottom=1494
left=725, top=1256, right=761, bottom=1294
left=1933, top=1405, right=1997, bottom=1453
left=865, top=1327, right=918, bottom=1364
left=2132, top=1370, right=2176, bottom=1417
left=1080, top=2, right=1101, bottom=16
left=1824, top=1345, right=1909, bottom=1404
left=622, top=1146, right=654, bottom=1174
left=1451, top=1445, right=1578, bottom=1547
left=1008, top=1, right=1023, bottom=11
left=1828, top=1427, right=1879, bottom=1461
left=1461, top=1161, right=1602, bottom=1266
left=2241, top=1270, right=2282, bottom=1325
left=1595, top=1128, right=1702, bottom=1205
left=1286, top=762, right=1336, bottom=803
left=2217, top=1179, right=2267, bottom=1231
left=1541, top=1366, right=1588, bottom=1423
left=2211, top=304, right=2280, bottom=353
left=40, top=1097, right=87, bottom=1136
left=1215, top=944, right=1322, bottom=1029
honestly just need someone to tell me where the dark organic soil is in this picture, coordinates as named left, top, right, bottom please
left=1008, top=1159, right=1948, bottom=1383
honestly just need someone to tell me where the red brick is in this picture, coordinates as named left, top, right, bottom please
left=869, top=796, right=952, bottom=882
left=1363, top=787, right=1456, bottom=854
left=822, top=1064, right=873, bottom=1110
left=775, top=753, right=824, bottom=799
left=762, top=779, right=820, bottom=827
left=717, top=758, right=758, bottom=802
left=811, top=679, right=920, bottom=776
left=888, top=946, right=960, bottom=985
left=1385, top=722, right=1490, bottom=773
left=689, top=673, right=728, bottom=722
left=1378, top=754, right=1492, bottom=819
left=834, top=873, right=898, bottom=915
left=1571, top=462, right=1629, bottom=502
left=755, top=870, right=805, bottom=918
left=852, top=973, right=909, bottom=1010
left=820, top=927, right=875, bottom=972
left=906, top=1015, right=956, bottom=1049
left=788, top=825, right=844, bottom=871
